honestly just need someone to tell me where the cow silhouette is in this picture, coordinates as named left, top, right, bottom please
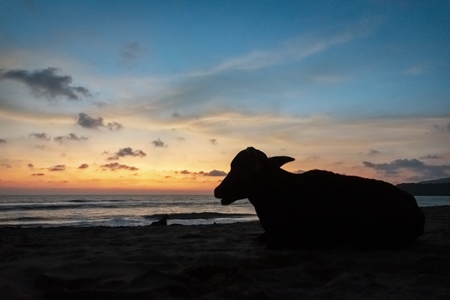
left=215, top=147, right=425, bottom=248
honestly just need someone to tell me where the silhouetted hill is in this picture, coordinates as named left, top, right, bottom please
left=397, top=180, right=450, bottom=196
left=419, top=177, right=450, bottom=184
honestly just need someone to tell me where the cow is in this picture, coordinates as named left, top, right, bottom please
left=214, top=147, right=425, bottom=249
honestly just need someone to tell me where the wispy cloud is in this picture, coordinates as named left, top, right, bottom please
left=54, top=133, right=88, bottom=143
left=29, top=132, right=51, bottom=140
left=0, top=68, right=91, bottom=100
left=119, top=41, right=149, bottom=68
left=432, top=121, right=450, bottom=133
left=191, top=29, right=366, bottom=77
left=101, top=162, right=139, bottom=171
left=48, top=164, right=66, bottom=171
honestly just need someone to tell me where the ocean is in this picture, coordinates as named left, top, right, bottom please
left=0, top=195, right=449, bottom=228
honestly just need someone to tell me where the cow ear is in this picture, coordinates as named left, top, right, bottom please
left=268, top=156, right=295, bottom=168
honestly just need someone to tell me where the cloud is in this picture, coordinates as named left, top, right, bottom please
left=152, top=138, right=167, bottom=148
left=27, top=163, right=34, bottom=168
left=203, top=170, right=227, bottom=177
left=54, top=133, right=88, bottom=143
left=78, top=163, right=89, bottom=169
left=76, top=113, right=123, bottom=131
left=0, top=139, right=6, bottom=144
left=119, top=41, right=148, bottom=68
left=176, top=169, right=227, bottom=177
left=29, top=132, right=51, bottom=140
left=48, top=164, right=66, bottom=171
left=420, top=155, right=444, bottom=160
left=106, top=121, right=123, bottom=131
left=209, top=139, right=218, bottom=145
left=107, top=147, right=147, bottom=160
left=0, top=68, right=91, bottom=100
left=101, top=162, right=139, bottom=171
left=193, top=28, right=366, bottom=77
left=432, top=121, right=450, bottom=133
left=368, top=149, right=382, bottom=155
left=363, top=158, right=450, bottom=181
left=31, top=173, right=45, bottom=176
left=76, top=113, right=104, bottom=129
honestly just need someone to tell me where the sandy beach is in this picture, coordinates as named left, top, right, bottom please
left=1, top=206, right=449, bottom=299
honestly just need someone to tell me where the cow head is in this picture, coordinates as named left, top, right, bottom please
left=214, top=147, right=294, bottom=205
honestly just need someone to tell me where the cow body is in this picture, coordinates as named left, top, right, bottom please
left=214, top=147, right=425, bottom=248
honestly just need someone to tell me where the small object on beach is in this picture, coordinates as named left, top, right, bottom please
left=215, top=147, right=425, bottom=249
left=151, top=214, right=168, bottom=226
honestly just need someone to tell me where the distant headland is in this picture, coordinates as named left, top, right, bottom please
left=397, top=177, right=450, bottom=196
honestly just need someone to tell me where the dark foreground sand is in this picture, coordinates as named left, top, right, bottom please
left=1, top=206, right=449, bottom=300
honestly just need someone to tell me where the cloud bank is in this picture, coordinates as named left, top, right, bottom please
left=363, top=159, right=450, bottom=181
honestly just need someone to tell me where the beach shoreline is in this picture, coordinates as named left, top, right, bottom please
left=1, top=206, right=449, bottom=299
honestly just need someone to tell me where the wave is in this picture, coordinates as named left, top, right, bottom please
left=144, top=212, right=255, bottom=220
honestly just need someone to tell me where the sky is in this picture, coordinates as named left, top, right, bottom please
left=0, top=0, right=450, bottom=195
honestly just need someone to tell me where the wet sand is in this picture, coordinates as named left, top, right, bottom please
left=1, top=206, right=449, bottom=299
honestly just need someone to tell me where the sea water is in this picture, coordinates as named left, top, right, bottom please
left=0, top=195, right=448, bottom=228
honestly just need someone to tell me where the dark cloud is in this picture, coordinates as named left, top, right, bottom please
left=172, top=112, right=181, bottom=118
left=0, top=139, right=6, bottom=144
left=0, top=68, right=91, bottom=100
left=76, top=113, right=123, bottom=131
left=180, top=170, right=191, bottom=175
left=363, top=158, right=450, bottom=180
left=152, top=138, right=167, bottom=148
left=31, top=173, right=45, bottom=176
left=27, top=163, right=34, bottom=168
left=29, top=132, right=51, bottom=140
left=203, top=170, right=227, bottom=176
left=209, top=139, right=218, bottom=145
left=48, top=164, right=66, bottom=171
left=107, top=147, right=147, bottom=160
left=54, top=133, right=88, bottom=143
left=76, top=113, right=104, bottom=129
left=78, top=163, right=89, bottom=169
left=177, top=137, right=186, bottom=141
left=101, top=162, right=139, bottom=171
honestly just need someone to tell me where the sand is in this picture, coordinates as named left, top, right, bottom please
left=1, top=206, right=449, bottom=300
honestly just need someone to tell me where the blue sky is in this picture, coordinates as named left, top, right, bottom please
left=0, top=0, right=450, bottom=194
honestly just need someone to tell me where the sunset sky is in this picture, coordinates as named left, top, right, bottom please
left=1, top=0, right=449, bottom=194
